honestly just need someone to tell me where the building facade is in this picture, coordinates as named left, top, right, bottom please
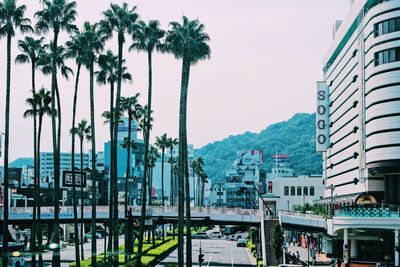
left=317, top=0, right=400, bottom=264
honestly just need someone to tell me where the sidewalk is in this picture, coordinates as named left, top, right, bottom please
left=287, top=243, right=331, bottom=266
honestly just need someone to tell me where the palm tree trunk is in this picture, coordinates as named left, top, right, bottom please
left=192, top=170, right=196, bottom=206
left=148, top=166, right=152, bottom=206
left=71, top=64, right=82, bottom=267
left=112, top=33, right=125, bottom=267
left=31, top=59, right=38, bottom=267
left=135, top=49, right=153, bottom=267
left=80, top=139, right=85, bottom=260
left=178, top=54, right=191, bottom=267
left=107, top=82, right=115, bottom=260
left=2, top=33, right=12, bottom=267
left=161, top=149, right=165, bottom=206
left=197, top=173, right=201, bottom=206
left=170, top=148, right=174, bottom=206
left=37, top=114, right=44, bottom=267
left=51, top=29, right=61, bottom=267
left=201, top=180, right=205, bottom=207
left=124, top=112, right=132, bottom=263
left=89, top=60, right=97, bottom=267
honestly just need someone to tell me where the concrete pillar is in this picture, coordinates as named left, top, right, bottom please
left=395, top=229, right=399, bottom=267
left=260, top=197, right=267, bottom=267
left=344, top=228, right=349, bottom=264
left=350, top=239, right=358, bottom=259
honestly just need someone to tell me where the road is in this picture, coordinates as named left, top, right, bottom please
left=157, top=238, right=256, bottom=267
left=23, top=236, right=124, bottom=267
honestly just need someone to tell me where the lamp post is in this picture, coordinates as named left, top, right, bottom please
left=328, top=184, right=335, bottom=216
left=287, top=200, right=290, bottom=211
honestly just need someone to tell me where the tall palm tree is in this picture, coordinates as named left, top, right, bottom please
left=15, top=35, right=44, bottom=266
left=0, top=1, right=32, bottom=265
left=71, top=119, right=91, bottom=261
left=66, top=28, right=86, bottom=266
left=147, top=145, right=159, bottom=206
left=35, top=2, right=77, bottom=264
left=23, top=88, right=51, bottom=267
left=120, top=95, right=141, bottom=263
left=165, top=16, right=211, bottom=267
left=77, top=21, right=106, bottom=267
left=192, top=157, right=204, bottom=206
left=155, top=134, right=169, bottom=206
left=130, top=19, right=165, bottom=266
left=167, top=137, right=178, bottom=206
left=96, top=50, right=131, bottom=261
left=190, top=160, right=198, bottom=206
left=101, top=5, right=138, bottom=265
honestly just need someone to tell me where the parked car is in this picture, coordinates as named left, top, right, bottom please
left=85, top=232, right=102, bottom=239
left=192, top=232, right=208, bottom=239
left=207, top=230, right=222, bottom=239
left=230, top=231, right=249, bottom=241
left=236, top=238, right=247, bottom=247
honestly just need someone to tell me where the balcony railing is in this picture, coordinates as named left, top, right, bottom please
left=335, top=204, right=400, bottom=218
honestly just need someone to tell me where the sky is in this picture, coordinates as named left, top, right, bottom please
left=0, top=0, right=350, bottom=162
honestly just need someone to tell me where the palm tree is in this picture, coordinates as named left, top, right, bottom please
left=155, top=134, right=169, bottom=207
left=165, top=16, right=211, bottom=267
left=192, top=157, right=204, bottom=206
left=96, top=50, right=131, bottom=261
left=120, top=95, right=141, bottom=263
left=167, top=137, right=178, bottom=206
left=23, top=88, right=51, bottom=267
left=101, top=5, right=138, bottom=265
left=71, top=119, right=91, bottom=261
left=66, top=28, right=86, bottom=266
left=190, top=160, right=198, bottom=206
left=15, top=35, right=44, bottom=266
left=147, top=145, right=159, bottom=206
left=129, top=19, right=165, bottom=266
left=0, top=1, right=32, bottom=265
left=77, top=21, right=106, bottom=267
left=35, top=1, right=77, bottom=264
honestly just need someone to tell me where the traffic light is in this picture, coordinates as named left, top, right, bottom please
left=198, top=253, right=204, bottom=263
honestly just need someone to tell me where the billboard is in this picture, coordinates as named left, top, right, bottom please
left=62, top=170, right=87, bottom=187
left=316, top=81, right=330, bottom=152
left=272, top=154, right=289, bottom=163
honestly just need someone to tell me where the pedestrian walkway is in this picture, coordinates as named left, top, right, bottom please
left=287, top=243, right=331, bottom=266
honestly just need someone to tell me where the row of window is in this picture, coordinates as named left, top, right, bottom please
left=284, top=186, right=315, bottom=196
left=375, top=16, right=400, bottom=37
left=375, top=47, right=400, bottom=66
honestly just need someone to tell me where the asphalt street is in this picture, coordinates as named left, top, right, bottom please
left=157, top=238, right=256, bottom=267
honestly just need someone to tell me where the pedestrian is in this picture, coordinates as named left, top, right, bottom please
left=337, top=258, right=342, bottom=267
left=296, top=251, right=300, bottom=262
left=330, top=257, right=336, bottom=267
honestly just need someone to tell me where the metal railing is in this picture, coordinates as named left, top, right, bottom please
left=335, top=203, right=400, bottom=218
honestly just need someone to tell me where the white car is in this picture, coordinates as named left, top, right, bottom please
left=207, top=230, right=222, bottom=239
left=230, top=231, right=248, bottom=241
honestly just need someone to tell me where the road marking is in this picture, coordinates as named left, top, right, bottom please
left=207, top=241, right=216, bottom=267
left=231, top=246, right=234, bottom=267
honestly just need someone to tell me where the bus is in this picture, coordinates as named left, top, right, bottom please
left=0, top=242, right=25, bottom=267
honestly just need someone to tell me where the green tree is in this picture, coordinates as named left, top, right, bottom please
left=167, top=137, right=178, bottom=206
left=79, top=21, right=106, bottom=267
left=23, top=87, right=51, bottom=267
left=66, top=28, right=87, bottom=265
left=71, top=119, right=91, bottom=261
left=272, top=224, right=284, bottom=263
left=120, top=94, right=141, bottom=263
left=165, top=16, right=211, bottom=267
left=129, top=19, right=165, bottom=266
left=15, top=35, right=44, bottom=266
left=101, top=4, right=138, bottom=265
left=35, top=1, right=77, bottom=264
left=155, top=134, right=169, bottom=207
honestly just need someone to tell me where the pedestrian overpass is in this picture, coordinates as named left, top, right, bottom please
left=1, top=206, right=264, bottom=226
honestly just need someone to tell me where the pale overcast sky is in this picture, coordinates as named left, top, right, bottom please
left=0, top=0, right=350, bottom=161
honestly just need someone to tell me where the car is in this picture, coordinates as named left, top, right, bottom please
left=230, top=231, right=249, bottom=241
left=192, top=232, right=208, bottom=239
left=278, top=265, right=303, bottom=267
left=85, top=232, right=102, bottom=239
left=236, top=238, right=247, bottom=247
left=207, top=230, right=222, bottom=239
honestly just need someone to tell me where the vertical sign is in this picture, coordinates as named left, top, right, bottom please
left=316, top=81, right=330, bottom=152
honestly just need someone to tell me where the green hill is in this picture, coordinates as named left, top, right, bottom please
left=10, top=157, right=33, bottom=168
left=195, top=113, right=322, bottom=182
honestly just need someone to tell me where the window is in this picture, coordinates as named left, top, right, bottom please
left=303, top=186, right=308, bottom=196
left=297, top=186, right=302, bottom=196
left=310, top=186, right=315, bottom=196
left=375, top=47, right=400, bottom=66
left=284, top=186, right=289, bottom=196
left=290, top=186, right=295, bottom=196
left=375, top=17, right=400, bottom=37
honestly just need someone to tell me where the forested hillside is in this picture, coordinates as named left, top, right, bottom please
left=195, top=113, right=322, bottom=182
